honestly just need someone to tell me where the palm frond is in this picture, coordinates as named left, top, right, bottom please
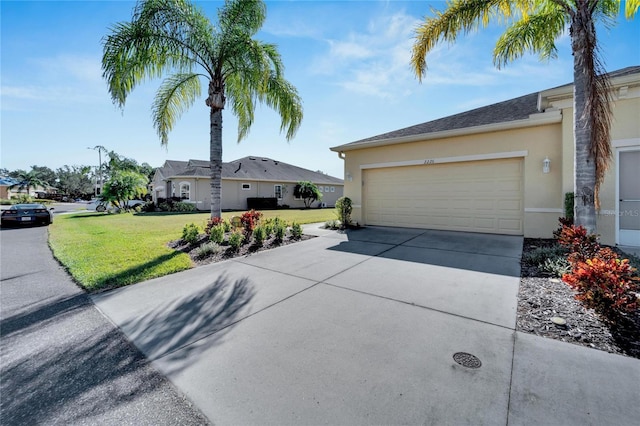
left=493, top=8, right=566, bottom=68
left=152, top=73, right=202, bottom=146
left=411, top=0, right=530, bottom=81
left=102, top=0, right=215, bottom=108
left=625, top=0, right=640, bottom=17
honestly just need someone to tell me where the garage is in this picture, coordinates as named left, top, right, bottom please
left=363, top=158, right=524, bottom=235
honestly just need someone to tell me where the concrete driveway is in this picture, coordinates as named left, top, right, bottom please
left=93, top=225, right=640, bottom=425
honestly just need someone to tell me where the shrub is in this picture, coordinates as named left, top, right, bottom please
left=204, top=216, right=225, bottom=234
left=522, top=245, right=568, bottom=266
left=273, top=219, right=287, bottom=243
left=240, top=210, right=263, bottom=236
left=562, top=249, right=639, bottom=315
left=539, top=256, right=572, bottom=277
left=263, top=219, right=274, bottom=238
left=141, top=201, right=156, bottom=212
left=223, top=220, right=232, bottom=233
left=174, top=202, right=196, bottom=212
left=324, top=219, right=341, bottom=230
left=17, top=194, right=33, bottom=203
left=290, top=222, right=303, bottom=239
left=182, top=223, right=200, bottom=245
left=209, top=224, right=225, bottom=244
left=335, top=196, right=352, bottom=228
left=563, top=192, right=575, bottom=222
left=556, top=224, right=600, bottom=262
left=253, top=225, right=267, bottom=247
left=194, top=242, right=221, bottom=259
left=228, top=231, right=245, bottom=252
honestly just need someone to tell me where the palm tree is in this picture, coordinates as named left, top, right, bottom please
left=102, top=0, right=303, bottom=218
left=9, top=170, right=50, bottom=199
left=411, top=0, right=638, bottom=233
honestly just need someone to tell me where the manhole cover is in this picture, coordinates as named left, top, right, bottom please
left=453, top=352, right=482, bottom=369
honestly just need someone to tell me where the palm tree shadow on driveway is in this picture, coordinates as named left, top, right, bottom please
left=117, top=274, right=255, bottom=374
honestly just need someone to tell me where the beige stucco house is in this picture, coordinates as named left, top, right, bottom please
left=330, top=66, right=640, bottom=248
left=151, top=156, right=344, bottom=211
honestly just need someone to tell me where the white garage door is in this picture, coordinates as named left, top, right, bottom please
left=363, top=158, right=523, bottom=235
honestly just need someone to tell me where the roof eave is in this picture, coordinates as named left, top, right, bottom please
left=330, top=110, right=562, bottom=153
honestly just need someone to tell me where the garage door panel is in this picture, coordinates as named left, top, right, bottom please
left=364, top=158, right=523, bottom=235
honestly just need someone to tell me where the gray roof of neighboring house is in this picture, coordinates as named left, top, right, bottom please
left=338, top=65, right=640, bottom=147
left=159, top=156, right=343, bottom=185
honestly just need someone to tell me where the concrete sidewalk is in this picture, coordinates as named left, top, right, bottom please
left=93, top=225, right=640, bottom=425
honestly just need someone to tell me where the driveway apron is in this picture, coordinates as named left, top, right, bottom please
left=93, top=226, right=521, bottom=424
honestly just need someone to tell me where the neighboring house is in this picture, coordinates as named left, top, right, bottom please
left=151, top=156, right=344, bottom=211
left=0, top=176, right=51, bottom=199
left=330, top=66, right=640, bottom=248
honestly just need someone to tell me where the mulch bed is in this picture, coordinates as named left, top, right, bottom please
left=518, top=238, right=640, bottom=359
left=168, top=233, right=315, bottom=266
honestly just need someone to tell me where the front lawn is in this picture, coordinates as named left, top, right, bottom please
left=49, top=209, right=336, bottom=292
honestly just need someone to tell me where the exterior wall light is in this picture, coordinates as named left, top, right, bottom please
left=346, top=172, right=353, bottom=182
left=543, top=157, right=551, bottom=174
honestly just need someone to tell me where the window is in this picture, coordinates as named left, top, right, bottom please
left=325, top=186, right=330, bottom=193
left=318, top=186, right=323, bottom=192
left=242, top=183, right=251, bottom=190
left=274, top=184, right=283, bottom=199
left=179, top=182, right=190, bottom=200
left=330, top=186, right=335, bottom=193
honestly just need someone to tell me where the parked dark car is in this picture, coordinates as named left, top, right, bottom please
left=1, top=203, right=54, bottom=226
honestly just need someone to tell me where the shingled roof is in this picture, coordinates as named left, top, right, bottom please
left=159, top=156, right=343, bottom=185
left=335, top=65, right=640, bottom=149
left=351, top=92, right=540, bottom=145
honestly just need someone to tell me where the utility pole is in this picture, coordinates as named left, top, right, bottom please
left=87, top=145, right=107, bottom=196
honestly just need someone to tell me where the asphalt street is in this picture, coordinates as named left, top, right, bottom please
left=0, top=219, right=209, bottom=425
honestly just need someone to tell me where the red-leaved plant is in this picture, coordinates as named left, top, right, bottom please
left=557, top=223, right=639, bottom=316
left=240, top=210, right=263, bottom=236
left=562, top=248, right=639, bottom=315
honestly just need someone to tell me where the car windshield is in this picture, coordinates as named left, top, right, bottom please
left=13, top=204, right=46, bottom=210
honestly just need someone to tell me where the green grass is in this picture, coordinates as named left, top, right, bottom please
left=49, top=208, right=336, bottom=292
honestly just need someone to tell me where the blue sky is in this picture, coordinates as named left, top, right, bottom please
left=2, top=0, right=639, bottom=179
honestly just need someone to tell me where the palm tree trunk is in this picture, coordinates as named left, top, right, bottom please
left=571, top=5, right=597, bottom=234
left=210, top=107, right=223, bottom=219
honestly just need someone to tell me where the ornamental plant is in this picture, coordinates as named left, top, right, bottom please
left=182, top=223, right=200, bottom=245
left=562, top=248, right=639, bottom=315
left=228, top=231, right=244, bottom=252
left=209, top=224, right=225, bottom=244
left=204, top=216, right=225, bottom=234
left=240, top=210, right=263, bottom=236
left=290, top=222, right=303, bottom=240
left=335, top=196, right=352, bottom=229
left=557, top=222, right=640, bottom=316
left=252, top=225, right=267, bottom=247
left=556, top=224, right=600, bottom=263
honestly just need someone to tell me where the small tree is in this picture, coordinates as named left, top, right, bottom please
left=293, top=181, right=322, bottom=208
left=101, top=170, right=148, bottom=211
left=335, top=196, right=353, bottom=229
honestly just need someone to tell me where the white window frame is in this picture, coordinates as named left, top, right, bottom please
left=179, top=182, right=190, bottom=200
left=324, top=186, right=330, bottom=193
left=241, top=183, right=251, bottom=191
left=318, top=186, right=323, bottom=192
left=330, top=186, right=335, bottom=193
left=274, top=184, right=283, bottom=200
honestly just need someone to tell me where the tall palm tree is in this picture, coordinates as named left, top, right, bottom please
left=411, top=0, right=638, bottom=233
left=9, top=170, right=50, bottom=199
left=102, top=0, right=303, bottom=218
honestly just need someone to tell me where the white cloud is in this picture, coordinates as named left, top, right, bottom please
left=310, top=10, right=422, bottom=99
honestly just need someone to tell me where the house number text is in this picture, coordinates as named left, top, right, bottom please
left=424, top=159, right=435, bottom=165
